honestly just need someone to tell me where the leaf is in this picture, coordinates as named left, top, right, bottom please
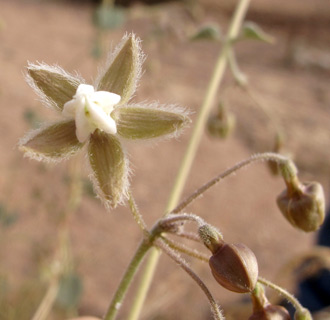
left=27, top=63, right=82, bottom=112
left=240, top=22, right=275, bottom=44
left=190, top=24, right=222, bottom=41
left=88, top=130, right=128, bottom=208
left=56, top=273, right=82, bottom=310
left=97, top=34, right=143, bottom=105
left=19, top=120, right=83, bottom=162
left=113, top=104, right=191, bottom=140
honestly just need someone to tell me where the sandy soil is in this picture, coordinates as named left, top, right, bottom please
left=0, top=0, right=329, bottom=319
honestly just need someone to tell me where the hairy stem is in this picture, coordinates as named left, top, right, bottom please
left=172, top=152, right=289, bottom=214
left=160, top=236, right=209, bottom=262
left=258, top=277, right=304, bottom=312
left=127, top=1, right=251, bottom=319
left=155, top=239, right=224, bottom=320
left=128, top=190, right=149, bottom=236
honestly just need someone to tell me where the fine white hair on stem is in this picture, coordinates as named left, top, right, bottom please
left=155, top=239, right=225, bottom=320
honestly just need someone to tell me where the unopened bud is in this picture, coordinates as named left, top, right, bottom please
left=294, top=308, right=312, bottom=320
left=209, top=242, right=258, bottom=293
left=277, top=181, right=325, bottom=232
left=249, top=283, right=291, bottom=320
left=198, top=224, right=223, bottom=254
left=207, top=102, right=235, bottom=139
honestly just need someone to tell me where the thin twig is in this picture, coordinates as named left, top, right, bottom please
left=168, top=230, right=202, bottom=243
left=155, top=239, right=224, bottom=320
left=160, top=236, right=209, bottom=263
left=128, top=190, right=149, bottom=236
left=171, top=152, right=289, bottom=214
left=258, top=277, right=304, bottom=312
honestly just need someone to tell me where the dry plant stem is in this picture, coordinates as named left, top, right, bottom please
left=159, top=212, right=205, bottom=226
left=155, top=239, right=224, bottom=320
left=31, top=279, right=60, bottom=320
left=160, top=236, right=209, bottom=262
left=171, top=230, right=202, bottom=242
left=258, top=277, right=305, bottom=312
left=127, top=1, right=251, bottom=319
left=172, top=152, right=290, bottom=214
left=31, top=159, right=82, bottom=320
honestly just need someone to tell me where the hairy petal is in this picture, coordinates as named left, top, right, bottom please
left=27, top=62, right=82, bottom=112
left=96, top=34, right=143, bottom=105
left=88, top=130, right=129, bottom=209
left=19, top=120, right=83, bottom=162
left=112, top=103, right=191, bottom=140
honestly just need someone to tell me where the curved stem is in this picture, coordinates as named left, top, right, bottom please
left=127, top=1, right=251, bottom=319
left=257, top=277, right=304, bottom=312
left=172, top=152, right=289, bottom=214
left=155, top=239, right=224, bottom=320
left=159, top=213, right=205, bottom=227
left=160, top=236, right=209, bottom=262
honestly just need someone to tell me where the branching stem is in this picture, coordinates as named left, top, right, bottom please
left=155, top=239, right=224, bottom=320
left=172, top=152, right=289, bottom=214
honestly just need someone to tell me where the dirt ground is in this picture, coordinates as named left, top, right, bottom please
left=0, top=0, right=329, bottom=319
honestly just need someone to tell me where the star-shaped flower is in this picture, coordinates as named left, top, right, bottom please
left=19, top=34, right=190, bottom=209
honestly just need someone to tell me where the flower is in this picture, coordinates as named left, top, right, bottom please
left=62, top=84, right=120, bottom=143
left=19, top=34, right=190, bottom=209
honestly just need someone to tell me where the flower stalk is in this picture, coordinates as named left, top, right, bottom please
left=127, top=0, right=251, bottom=319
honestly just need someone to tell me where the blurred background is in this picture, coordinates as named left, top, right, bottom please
left=0, top=0, right=329, bottom=319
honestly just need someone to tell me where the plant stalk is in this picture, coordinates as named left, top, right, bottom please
left=127, top=1, right=251, bottom=319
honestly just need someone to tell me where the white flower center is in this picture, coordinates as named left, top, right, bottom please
left=62, top=84, right=121, bottom=143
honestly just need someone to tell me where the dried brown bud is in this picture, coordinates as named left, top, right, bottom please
left=277, top=181, right=325, bottom=232
left=209, top=242, right=258, bottom=293
left=249, top=283, right=291, bottom=320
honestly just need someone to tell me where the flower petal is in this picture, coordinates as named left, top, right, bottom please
left=92, top=91, right=121, bottom=112
left=96, top=34, right=143, bottom=105
left=112, top=104, right=191, bottom=140
left=27, top=63, right=82, bottom=112
left=88, top=131, right=129, bottom=209
left=19, top=120, right=83, bottom=162
left=86, top=99, right=117, bottom=135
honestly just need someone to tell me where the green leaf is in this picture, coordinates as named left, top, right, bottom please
left=88, top=130, right=128, bottom=208
left=93, top=6, right=125, bottom=30
left=27, top=63, right=81, bottom=112
left=113, top=104, right=190, bottom=140
left=97, top=34, right=142, bottom=105
left=240, top=22, right=275, bottom=44
left=19, top=120, right=83, bottom=162
left=190, top=24, right=222, bottom=41
left=56, top=273, right=82, bottom=310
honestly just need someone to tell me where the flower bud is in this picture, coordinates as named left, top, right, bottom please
left=207, top=102, right=235, bottom=139
left=209, top=242, right=258, bottom=293
left=277, top=181, right=325, bottom=232
left=198, top=224, right=223, bottom=254
left=249, top=283, right=291, bottom=320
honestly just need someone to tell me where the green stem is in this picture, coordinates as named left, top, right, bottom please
left=127, top=1, right=251, bottom=319
left=103, top=240, right=153, bottom=320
